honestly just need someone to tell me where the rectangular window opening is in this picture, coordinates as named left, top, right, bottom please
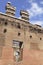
left=13, top=40, right=23, bottom=62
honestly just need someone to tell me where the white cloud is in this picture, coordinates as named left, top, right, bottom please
left=40, top=1, right=43, bottom=4
left=31, top=21, right=43, bottom=25
left=27, top=2, right=43, bottom=18
left=28, top=0, right=33, bottom=3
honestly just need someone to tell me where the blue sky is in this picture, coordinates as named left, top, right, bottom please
left=0, top=0, right=43, bottom=26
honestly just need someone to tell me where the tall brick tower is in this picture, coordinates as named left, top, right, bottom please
left=0, top=2, right=43, bottom=65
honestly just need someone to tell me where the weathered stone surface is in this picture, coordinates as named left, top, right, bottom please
left=0, top=2, right=43, bottom=65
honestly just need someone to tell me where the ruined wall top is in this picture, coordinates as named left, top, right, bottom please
left=5, top=2, right=29, bottom=21
left=0, top=2, right=43, bottom=33
left=5, top=2, right=16, bottom=16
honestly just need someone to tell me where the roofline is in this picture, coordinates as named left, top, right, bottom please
left=0, top=12, right=43, bottom=29
left=0, top=12, right=30, bottom=24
